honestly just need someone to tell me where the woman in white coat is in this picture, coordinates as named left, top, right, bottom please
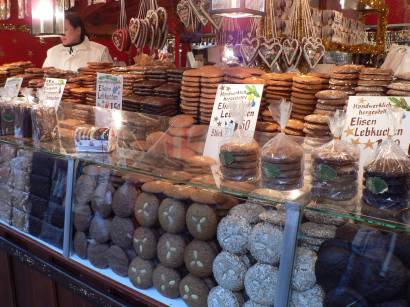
left=43, top=12, right=113, bottom=71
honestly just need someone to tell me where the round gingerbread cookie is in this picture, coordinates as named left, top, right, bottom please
left=112, top=183, right=139, bottom=218
left=110, top=216, right=134, bottom=249
left=208, top=286, right=244, bottom=307
left=133, top=227, right=157, bottom=260
left=169, top=114, right=195, bottom=128
left=291, top=247, right=317, bottom=291
left=74, top=175, right=96, bottom=206
left=186, top=203, right=218, bottom=240
left=107, top=245, right=129, bottom=277
left=157, top=233, right=186, bottom=268
left=184, top=240, right=217, bottom=278
left=244, top=264, right=278, bottom=305
left=87, top=242, right=109, bottom=269
left=315, top=90, right=347, bottom=100
left=229, top=202, right=266, bottom=224
left=213, top=251, right=248, bottom=291
left=217, top=215, right=251, bottom=254
left=158, top=198, right=186, bottom=234
left=73, top=204, right=92, bottom=232
left=153, top=264, right=181, bottom=298
left=134, top=192, right=159, bottom=227
left=179, top=274, right=209, bottom=307
left=128, top=257, right=154, bottom=289
left=89, top=215, right=111, bottom=243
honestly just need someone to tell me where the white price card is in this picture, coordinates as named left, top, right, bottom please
left=96, top=73, right=123, bottom=110
left=4, top=77, right=23, bottom=98
left=203, top=84, right=264, bottom=160
left=44, top=78, right=66, bottom=106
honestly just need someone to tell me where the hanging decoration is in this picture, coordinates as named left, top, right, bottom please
left=0, top=0, right=11, bottom=20
left=210, top=0, right=265, bottom=18
left=287, top=0, right=325, bottom=69
left=128, top=0, right=168, bottom=55
left=31, top=0, right=65, bottom=37
left=112, top=0, right=130, bottom=52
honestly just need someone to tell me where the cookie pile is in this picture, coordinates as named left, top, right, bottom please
left=307, top=72, right=330, bottom=86
left=329, top=65, right=362, bottom=96
left=219, top=142, right=260, bottom=183
left=315, top=90, right=348, bottom=117
left=291, top=75, right=327, bottom=122
left=387, top=72, right=410, bottom=96
left=69, top=87, right=89, bottom=104
left=284, top=118, right=305, bottom=136
left=85, top=90, right=96, bottom=106
left=145, top=67, right=168, bottom=82
left=133, top=80, right=165, bottom=96
left=303, top=114, right=332, bottom=146
left=224, top=67, right=252, bottom=84
left=262, top=73, right=295, bottom=101
left=362, top=158, right=410, bottom=220
left=311, top=146, right=359, bottom=204
left=261, top=139, right=304, bottom=190
left=200, top=67, right=224, bottom=124
left=356, top=67, right=393, bottom=96
left=180, top=69, right=202, bottom=120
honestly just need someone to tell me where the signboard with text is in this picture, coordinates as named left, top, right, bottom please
left=96, top=73, right=123, bottom=110
left=4, top=77, right=23, bottom=98
left=343, top=96, right=410, bottom=165
left=44, top=78, right=66, bottom=106
left=203, top=84, right=264, bottom=160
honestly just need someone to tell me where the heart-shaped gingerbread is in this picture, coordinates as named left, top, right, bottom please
left=112, top=28, right=130, bottom=52
left=303, top=41, right=325, bottom=69
left=129, top=18, right=139, bottom=44
left=282, top=38, right=299, bottom=66
left=199, top=2, right=223, bottom=30
left=177, top=0, right=191, bottom=29
left=258, top=41, right=283, bottom=70
left=240, top=37, right=260, bottom=66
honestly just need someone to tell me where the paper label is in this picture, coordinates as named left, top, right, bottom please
left=96, top=73, right=123, bottom=110
left=4, top=77, right=23, bottom=98
left=203, top=84, right=264, bottom=160
left=343, top=96, right=410, bottom=166
left=44, top=78, right=66, bottom=106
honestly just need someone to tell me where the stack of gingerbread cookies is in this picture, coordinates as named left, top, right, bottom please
left=329, top=65, right=361, bottom=96
left=262, top=73, right=295, bottom=101
left=303, top=114, right=332, bottom=145
left=219, top=142, right=260, bottom=183
left=200, top=67, right=224, bottom=124
left=180, top=69, right=202, bottom=120
left=356, top=68, right=393, bottom=96
left=387, top=72, right=410, bottom=96
left=314, top=90, right=348, bottom=117
left=290, top=75, right=328, bottom=122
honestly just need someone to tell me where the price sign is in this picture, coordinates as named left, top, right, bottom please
left=44, top=78, right=66, bottom=106
left=4, top=77, right=23, bottom=98
left=96, top=73, right=123, bottom=110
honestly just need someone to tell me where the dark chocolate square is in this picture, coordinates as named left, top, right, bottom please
left=31, top=152, right=55, bottom=177
left=30, top=174, right=51, bottom=200
left=29, top=194, right=48, bottom=219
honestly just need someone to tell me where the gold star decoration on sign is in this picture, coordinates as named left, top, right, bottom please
left=364, top=139, right=374, bottom=149
left=345, top=127, right=354, bottom=136
left=351, top=138, right=361, bottom=145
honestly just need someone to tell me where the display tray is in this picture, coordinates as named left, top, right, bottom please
left=71, top=255, right=187, bottom=307
left=0, top=220, right=63, bottom=254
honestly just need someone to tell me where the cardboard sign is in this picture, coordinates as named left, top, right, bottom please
left=44, top=78, right=66, bottom=106
left=4, top=77, right=23, bottom=98
left=203, top=84, right=264, bottom=160
left=343, top=96, right=410, bottom=165
left=96, top=73, right=123, bottom=110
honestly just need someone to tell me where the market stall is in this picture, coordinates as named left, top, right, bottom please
left=0, top=0, right=409, bottom=307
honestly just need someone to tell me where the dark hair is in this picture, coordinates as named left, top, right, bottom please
left=65, top=12, right=87, bottom=41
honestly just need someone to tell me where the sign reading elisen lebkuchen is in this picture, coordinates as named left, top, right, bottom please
left=343, top=96, right=410, bottom=164
left=203, top=84, right=264, bottom=160
left=96, top=73, right=123, bottom=110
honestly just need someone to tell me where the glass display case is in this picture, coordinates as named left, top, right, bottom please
left=0, top=103, right=408, bottom=306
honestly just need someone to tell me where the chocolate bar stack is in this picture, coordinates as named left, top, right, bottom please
left=145, top=67, right=168, bottom=82
left=167, top=68, right=187, bottom=84
left=133, top=80, right=165, bottom=96
left=70, top=87, right=89, bottom=105
left=28, top=152, right=68, bottom=249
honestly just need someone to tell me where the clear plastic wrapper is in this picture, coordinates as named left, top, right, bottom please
left=0, top=184, right=12, bottom=223
left=261, top=101, right=304, bottom=191
left=0, top=100, right=15, bottom=136
left=219, top=98, right=260, bottom=183
left=74, top=126, right=116, bottom=153
left=8, top=168, right=30, bottom=193
left=0, top=143, right=16, bottom=164
left=31, top=88, right=59, bottom=143
left=310, top=110, right=360, bottom=204
left=11, top=207, right=29, bottom=231
left=362, top=108, right=410, bottom=221
left=14, top=88, right=34, bottom=138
